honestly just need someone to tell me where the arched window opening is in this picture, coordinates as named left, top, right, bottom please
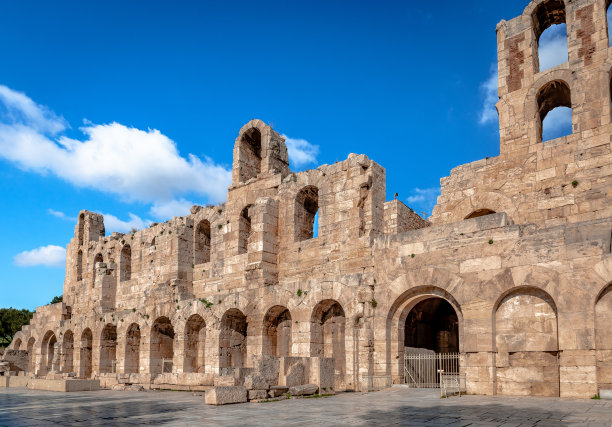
left=26, top=337, right=36, bottom=373
left=100, top=324, right=117, bottom=374
left=13, top=338, right=22, bottom=351
left=607, top=1, right=612, bottom=47
left=263, top=306, right=292, bottom=357
left=184, top=314, right=206, bottom=373
left=238, top=206, right=252, bottom=255
left=78, top=213, right=84, bottom=246
left=194, top=220, right=211, bottom=265
left=404, top=298, right=459, bottom=354
left=239, top=127, right=262, bottom=183
left=533, top=0, right=568, bottom=72
left=120, top=245, right=131, bottom=282
left=124, top=323, right=141, bottom=374
left=220, top=309, right=247, bottom=368
left=537, top=80, right=572, bottom=142
left=311, top=300, right=345, bottom=390
left=93, top=253, right=103, bottom=287
left=80, top=328, right=93, bottom=379
left=295, top=186, right=319, bottom=242
left=76, top=250, right=83, bottom=282
left=150, top=317, right=174, bottom=374
left=61, top=330, right=74, bottom=374
left=465, top=209, right=497, bottom=220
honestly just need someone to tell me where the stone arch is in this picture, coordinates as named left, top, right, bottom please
left=529, top=0, right=568, bottom=72
left=124, top=323, right=141, bottom=374
left=183, top=314, right=206, bottom=373
left=219, top=308, right=247, bottom=369
left=40, top=330, right=57, bottom=376
left=12, top=337, right=22, bottom=351
left=595, top=282, right=612, bottom=390
left=311, top=299, right=346, bottom=389
left=295, top=186, right=319, bottom=241
left=60, top=330, right=74, bottom=373
left=99, top=323, right=118, bottom=374
left=262, top=305, right=292, bottom=357
left=80, top=328, right=93, bottom=379
left=386, top=283, right=464, bottom=384
left=120, top=245, right=131, bottom=282
left=524, top=69, right=575, bottom=141
left=194, top=219, right=211, bottom=265
left=26, top=337, right=36, bottom=373
left=150, top=316, right=175, bottom=374
left=445, top=192, right=515, bottom=224
left=493, top=286, right=559, bottom=397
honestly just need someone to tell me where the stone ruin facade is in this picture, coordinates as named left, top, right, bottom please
left=4, top=0, right=612, bottom=399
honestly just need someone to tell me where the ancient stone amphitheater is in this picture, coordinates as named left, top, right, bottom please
left=4, top=0, right=612, bottom=399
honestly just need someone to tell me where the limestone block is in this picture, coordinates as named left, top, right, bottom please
left=205, top=386, right=248, bottom=405
left=244, top=374, right=268, bottom=390
left=600, top=389, right=612, bottom=399
left=284, top=363, right=306, bottom=387
left=288, top=384, right=318, bottom=396
left=248, top=389, right=268, bottom=400
left=269, top=386, right=288, bottom=397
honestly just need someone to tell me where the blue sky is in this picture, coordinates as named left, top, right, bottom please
left=0, top=1, right=581, bottom=310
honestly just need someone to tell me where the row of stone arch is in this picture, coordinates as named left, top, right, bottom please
left=15, top=300, right=347, bottom=381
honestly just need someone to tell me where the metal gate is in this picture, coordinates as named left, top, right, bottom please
left=404, top=352, right=460, bottom=388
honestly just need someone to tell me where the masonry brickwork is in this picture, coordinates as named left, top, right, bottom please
left=6, top=0, right=612, bottom=398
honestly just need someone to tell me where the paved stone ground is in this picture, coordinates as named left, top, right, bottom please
left=1, top=386, right=611, bottom=426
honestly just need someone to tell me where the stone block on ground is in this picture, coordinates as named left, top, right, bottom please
left=269, top=386, right=288, bottom=397
left=600, top=389, right=612, bottom=400
left=285, top=362, right=306, bottom=387
left=205, top=386, right=248, bottom=405
left=248, top=389, right=268, bottom=400
left=112, top=384, right=146, bottom=391
left=244, top=374, right=269, bottom=390
left=288, top=384, right=318, bottom=396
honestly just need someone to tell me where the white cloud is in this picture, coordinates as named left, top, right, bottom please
left=538, top=24, right=568, bottom=71
left=103, top=213, right=151, bottom=234
left=14, top=245, right=66, bottom=268
left=283, top=134, right=319, bottom=168
left=47, top=208, right=76, bottom=222
left=479, top=65, right=498, bottom=125
left=542, top=106, right=572, bottom=141
left=149, top=198, right=193, bottom=220
left=406, top=187, right=441, bottom=217
left=0, top=85, right=232, bottom=206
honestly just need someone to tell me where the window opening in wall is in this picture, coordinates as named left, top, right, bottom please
left=120, top=245, right=131, bottom=282
left=537, top=80, right=572, bottom=142
left=295, top=186, right=319, bottom=242
left=77, top=250, right=83, bottom=282
left=93, top=253, right=103, bottom=287
left=533, top=0, right=567, bottom=72
left=465, top=209, right=496, bottom=220
left=607, top=1, right=612, bottom=47
left=194, top=220, right=211, bottom=264
left=238, top=206, right=252, bottom=255
left=239, top=128, right=262, bottom=183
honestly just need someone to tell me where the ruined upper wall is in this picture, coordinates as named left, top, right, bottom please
left=430, top=0, right=612, bottom=227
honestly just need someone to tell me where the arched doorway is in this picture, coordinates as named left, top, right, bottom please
left=61, top=330, right=74, bottom=373
left=183, top=314, right=206, bottom=373
left=100, top=324, right=117, bottom=373
left=219, top=309, right=247, bottom=369
left=26, top=337, right=36, bottom=373
left=311, top=300, right=346, bottom=390
left=595, top=283, right=612, bottom=391
left=124, top=323, right=141, bottom=374
left=150, top=317, right=175, bottom=374
left=80, top=328, right=93, bottom=379
left=404, top=298, right=459, bottom=353
left=263, top=306, right=292, bottom=357
left=40, top=331, right=57, bottom=375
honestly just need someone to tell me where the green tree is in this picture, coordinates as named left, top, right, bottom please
left=50, top=295, right=63, bottom=304
left=0, top=308, right=33, bottom=347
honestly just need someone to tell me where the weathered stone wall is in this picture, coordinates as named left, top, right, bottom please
left=6, top=0, right=612, bottom=399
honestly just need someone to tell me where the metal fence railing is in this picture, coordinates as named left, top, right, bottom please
left=404, top=352, right=460, bottom=388
left=440, top=373, right=467, bottom=397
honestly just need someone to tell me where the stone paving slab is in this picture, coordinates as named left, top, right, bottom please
left=1, top=386, right=612, bottom=426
